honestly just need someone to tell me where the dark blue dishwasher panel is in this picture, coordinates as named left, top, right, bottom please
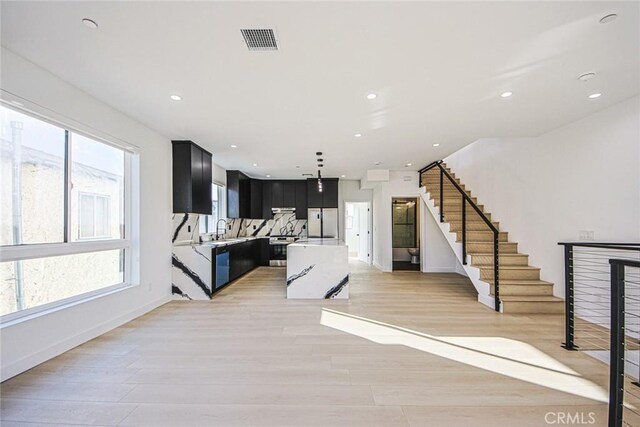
left=215, top=251, right=230, bottom=289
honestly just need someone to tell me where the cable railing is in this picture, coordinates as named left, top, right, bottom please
left=419, top=160, right=500, bottom=312
left=558, top=242, right=640, bottom=426
left=609, top=258, right=640, bottom=427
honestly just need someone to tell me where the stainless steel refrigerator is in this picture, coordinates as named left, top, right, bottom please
left=307, top=208, right=338, bottom=238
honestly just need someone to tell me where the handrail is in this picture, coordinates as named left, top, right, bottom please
left=558, top=242, right=640, bottom=251
left=419, top=161, right=500, bottom=312
left=608, top=258, right=640, bottom=427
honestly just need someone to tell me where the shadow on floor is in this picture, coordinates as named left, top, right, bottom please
left=393, top=261, right=420, bottom=271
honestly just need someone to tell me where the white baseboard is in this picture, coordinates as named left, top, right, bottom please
left=0, top=295, right=171, bottom=382
left=422, top=267, right=457, bottom=273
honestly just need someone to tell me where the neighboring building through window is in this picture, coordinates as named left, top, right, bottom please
left=0, top=104, right=134, bottom=319
left=200, top=183, right=225, bottom=234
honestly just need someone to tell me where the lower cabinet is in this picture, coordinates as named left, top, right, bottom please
left=212, top=239, right=270, bottom=291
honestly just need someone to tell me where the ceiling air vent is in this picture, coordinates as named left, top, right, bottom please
left=241, top=29, right=278, bottom=51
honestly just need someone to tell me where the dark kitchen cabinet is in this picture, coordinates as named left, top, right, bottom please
left=307, top=178, right=323, bottom=208
left=322, top=178, right=339, bottom=208
left=172, top=140, right=212, bottom=214
left=212, top=238, right=267, bottom=292
left=227, top=171, right=263, bottom=218
left=271, top=181, right=284, bottom=208
left=283, top=181, right=296, bottom=208
left=307, top=178, right=338, bottom=209
left=249, top=179, right=263, bottom=219
left=262, top=181, right=273, bottom=219
left=295, top=181, right=308, bottom=219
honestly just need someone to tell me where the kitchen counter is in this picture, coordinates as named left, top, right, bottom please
left=172, top=237, right=270, bottom=300
left=289, top=238, right=346, bottom=247
left=286, top=239, right=349, bottom=299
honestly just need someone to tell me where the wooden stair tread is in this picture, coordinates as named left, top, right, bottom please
left=488, top=279, right=553, bottom=286
left=500, top=295, right=562, bottom=302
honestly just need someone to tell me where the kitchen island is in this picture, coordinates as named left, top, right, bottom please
left=286, top=238, right=349, bottom=299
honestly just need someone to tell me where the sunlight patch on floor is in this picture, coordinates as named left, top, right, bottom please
left=320, top=308, right=608, bottom=403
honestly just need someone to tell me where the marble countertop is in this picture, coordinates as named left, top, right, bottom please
left=289, top=238, right=346, bottom=247
left=174, top=236, right=268, bottom=248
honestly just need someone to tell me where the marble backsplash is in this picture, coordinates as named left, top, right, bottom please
left=172, top=213, right=307, bottom=244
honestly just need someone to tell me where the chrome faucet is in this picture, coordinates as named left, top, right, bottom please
left=215, top=219, right=228, bottom=240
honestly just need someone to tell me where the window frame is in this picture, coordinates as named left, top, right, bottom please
left=0, top=101, right=138, bottom=324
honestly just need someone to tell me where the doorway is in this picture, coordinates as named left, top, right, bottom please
left=344, top=202, right=371, bottom=264
left=392, top=198, right=420, bottom=271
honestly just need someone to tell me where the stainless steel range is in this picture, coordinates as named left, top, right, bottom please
left=269, top=236, right=298, bottom=266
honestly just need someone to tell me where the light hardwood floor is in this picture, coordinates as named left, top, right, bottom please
left=1, top=262, right=611, bottom=426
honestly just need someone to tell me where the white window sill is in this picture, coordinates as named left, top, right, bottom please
left=0, top=282, right=138, bottom=329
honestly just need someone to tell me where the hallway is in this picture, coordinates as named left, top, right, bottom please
left=1, top=262, right=609, bottom=426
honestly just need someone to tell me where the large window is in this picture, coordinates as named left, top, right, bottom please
left=200, top=183, right=225, bottom=234
left=0, top=104, right=134, bottom=319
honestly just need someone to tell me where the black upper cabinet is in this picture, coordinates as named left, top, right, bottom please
left=172, top=140, right=212, bottom=214
left=307, top=178, right=338, bottom=208
left=271, top=181, right=284, bottom=208
left=307, top=179, right=323, bottom=208
left=322, top=178, right=339, bottom=208
left=249, top=179, right=263, bottom=219
left=227, top=171, right=262, bottom=218
left=295, top=181, right=308, bottom=219
left=283, top=181, right=296, bottom=207
left=262, top=181, right=273, bottom=219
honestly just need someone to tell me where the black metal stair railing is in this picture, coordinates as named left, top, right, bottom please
left=609, top=258, right=640, bottom=427
left=419, top=160, right=501, bottom=312
left=558, top=242, right=640, bottom=427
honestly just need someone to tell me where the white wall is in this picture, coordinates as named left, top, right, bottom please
left=0, top=48, right=173, bottom=380
left=421, top=203, right=461, bottom=273
left=445, top=95, right=640, bottom=297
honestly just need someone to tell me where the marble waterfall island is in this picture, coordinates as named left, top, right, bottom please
left=286, top=239, right=349, bottom=299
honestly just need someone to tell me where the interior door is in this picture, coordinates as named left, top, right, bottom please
left=357, top=204, right=370, bottom=263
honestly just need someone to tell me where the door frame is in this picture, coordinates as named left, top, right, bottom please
left=343, top=201, right=372, bottom=265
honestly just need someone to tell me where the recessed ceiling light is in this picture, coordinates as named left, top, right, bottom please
left=266, top=174, right=271, bottom=178
left=374, top=162, right=381, bottom=166
left=230, top=144, right=237, bottom=148
left=82, top=18, right=98, bottom=29
left=366, top=93, right=377, bottom=100
left=578, top=72, right=597, bottom=82
left=296, top=166, right=300, bottom=169
left=170, top=94, right=182, bottom=101
left=341, top=174, right=346, bottom=178
left=588, top=93, right=602, bottom=99
left=500, top=91, right=513, bottom=98
left=600, top=14, right=618, bottom=24
left=433, top=143, right=440, bottom=147
left=253, top=163, right=258, bottom=166
left=354, top=133, right=362, bottom=138
left=405, top=163, right=412, bottom=167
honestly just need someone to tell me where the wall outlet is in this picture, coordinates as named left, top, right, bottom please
left=579, top=230, right=595, bottom=241
left=187, top=225, right=191, bottom=233
left=253, top=225, right=257, bottom=230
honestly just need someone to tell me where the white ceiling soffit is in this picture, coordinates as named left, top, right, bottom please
left=1, top=2, right=638, bottom=179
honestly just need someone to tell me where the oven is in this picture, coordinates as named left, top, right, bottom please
left=269, top=236, right=296, bottom=266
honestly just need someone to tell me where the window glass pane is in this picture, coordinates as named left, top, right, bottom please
left=79, top=193, right=95, bottom=238
left=95, top=195, right=109, bottom=237
left=0, top=249, right=124, bottom=316
left=0, top=106, right=66, bottom=245
left=71, top=133, right=124, bottom=241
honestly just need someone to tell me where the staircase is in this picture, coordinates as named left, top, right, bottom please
left=419, top=163, right=563, bottom=314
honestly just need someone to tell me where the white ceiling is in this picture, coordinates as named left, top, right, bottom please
left=1, top=1, right=638, bottom=179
